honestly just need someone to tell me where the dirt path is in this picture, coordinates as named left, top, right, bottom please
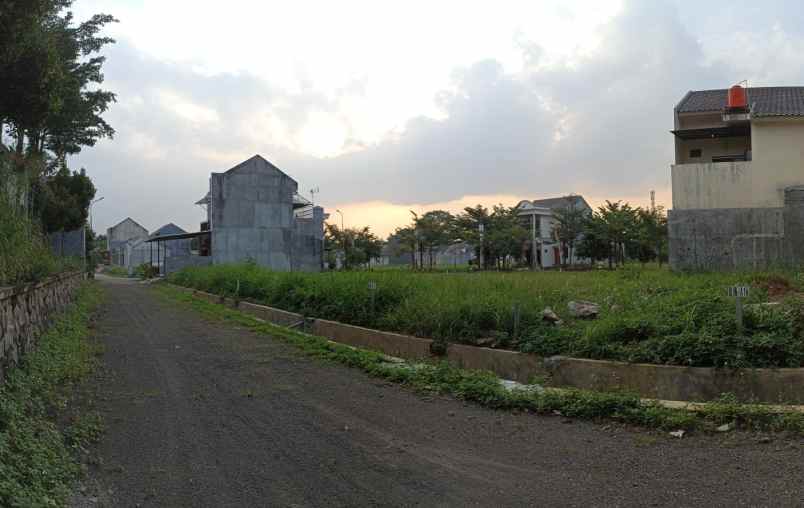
left=78, top=276, right=804, bottom=507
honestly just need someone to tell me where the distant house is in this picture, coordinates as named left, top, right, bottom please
left=107, top=218, right=148, bottom=266
left=435, top=242, right=475, bottom=267
left=515, top=195, right=592, bottom=268
left=669, top=85, right=804, bottom=270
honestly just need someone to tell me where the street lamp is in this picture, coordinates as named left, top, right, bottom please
left=89, top=196, right=104, bottom=234
left=335, top=209, right=344, bottom=231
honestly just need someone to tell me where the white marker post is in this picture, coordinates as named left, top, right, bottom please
left=727, top=286, right=750, bottom=335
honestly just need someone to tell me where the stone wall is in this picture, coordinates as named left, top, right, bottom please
left=0, top=272, right=84, bottom=381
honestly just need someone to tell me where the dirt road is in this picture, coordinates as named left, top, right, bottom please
left=79, top=276, right=804, bottom=507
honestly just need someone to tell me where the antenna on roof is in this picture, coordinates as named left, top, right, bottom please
left=650, top=190, right=656, bottom=211
left=310, top=187, right=319, bottom=205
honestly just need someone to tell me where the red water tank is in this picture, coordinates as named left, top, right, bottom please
left=728, top=84, right=747, bottom=109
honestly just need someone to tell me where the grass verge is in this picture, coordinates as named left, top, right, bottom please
left=0, top=283, right=104, bottom=507
left=155, top=284, right=804, bottom=436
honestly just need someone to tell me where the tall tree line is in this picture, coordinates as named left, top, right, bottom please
left=0, top=0, right=116, bottom=233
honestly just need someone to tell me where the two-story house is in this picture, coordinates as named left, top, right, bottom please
left=516, top=195, right=591, bottom=268
left=668, top=85, right=804, bottom=270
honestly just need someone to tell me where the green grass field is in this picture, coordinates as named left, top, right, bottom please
left=169, top=263, right=804, bottom=368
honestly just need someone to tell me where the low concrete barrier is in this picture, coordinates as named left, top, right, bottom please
left=312, top=318, right=433, bottom=360
left=167, top=283, right=804, bottom=403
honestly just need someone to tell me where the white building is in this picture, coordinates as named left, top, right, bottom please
left=515, top=195, right=591, bottom=268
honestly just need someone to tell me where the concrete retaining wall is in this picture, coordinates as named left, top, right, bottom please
left=669, top=184, right=804, bottom=271
left=168, top=284, right=804, bottom=403
left=668, top=207, right=786, bottom=270
left=0, top=272, right=84, bottom=381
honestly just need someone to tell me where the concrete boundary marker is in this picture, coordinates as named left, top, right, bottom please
left=164, top=283, right=804, bottom=404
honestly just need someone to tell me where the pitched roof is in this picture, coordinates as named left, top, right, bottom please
left=521, top=195, right=590, bottom=210
left=150, top=223, right=187, bottom=238
left=223, top=154, right=295, bottom=182
left=109, top=217, right=148, bottom=233
left=676, top=87, right=804, bottom=117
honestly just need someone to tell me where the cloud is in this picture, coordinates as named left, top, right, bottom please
left=71, top=0, right=804, bottom=236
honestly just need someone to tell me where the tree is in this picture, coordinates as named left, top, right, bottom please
left=552, top=201, right=587, bottom=267
left=485, top=205, right=527, bottom=269
left=0, top=2, right=116, bottom=171
left=455, top=204, right=490, bottom=269
left=411, top=210, right=455, bottom=269
left=388, top=226, right=418, bottom=269
left=454, top=204, right=526, bottom=270
left=630, top=206, right=668, bottom=266
left=576, top=215, right=610, bottom=263
left=325, top=224, right=384, bottom=269
left=593, top=201, right=638, bottom=268
left=36, top=165, right=95, bottom=233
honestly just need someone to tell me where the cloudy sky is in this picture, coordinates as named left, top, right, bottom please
left=69, top=0, right=804, bottom=236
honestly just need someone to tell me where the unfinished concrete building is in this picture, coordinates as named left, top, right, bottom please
left=107, top=217, right=148, bottom=266
left=191, top=155, right=325, bottom=272
left=669, top=85, right=804, bottom=270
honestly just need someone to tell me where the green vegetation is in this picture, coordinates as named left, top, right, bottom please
left=0, top=162, right=82, bottom=286
left=169, top=263, right=804, bottom=368
left=0, top=1, right=116, bottom=285
left=156, top=284, right=804, bottom=435
left=0, top=284, right=103, bottom=507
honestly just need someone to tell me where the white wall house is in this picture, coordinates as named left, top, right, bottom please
left=515, top=195, right=591, bottom=268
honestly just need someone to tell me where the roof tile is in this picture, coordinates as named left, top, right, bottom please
left=677, top=87, right=804, bottom=117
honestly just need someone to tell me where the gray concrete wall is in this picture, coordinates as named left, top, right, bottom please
left=670, top=184, right=804, bottom=270
left=209, top=156, right=323, bottom=272
left=210, top=157, right=297, bottom=270
left=668, top=207, right=785, bottom=270
left=291, top=206, right=324, bottom=271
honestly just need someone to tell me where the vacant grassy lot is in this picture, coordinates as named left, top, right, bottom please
left=169, top=264, right=804, bottom=368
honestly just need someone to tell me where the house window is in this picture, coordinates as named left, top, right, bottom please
left=689, top=149, right=702, bottom=158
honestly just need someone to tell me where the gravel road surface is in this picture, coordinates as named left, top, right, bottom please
left=76, top=276, right=804, bottom=507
